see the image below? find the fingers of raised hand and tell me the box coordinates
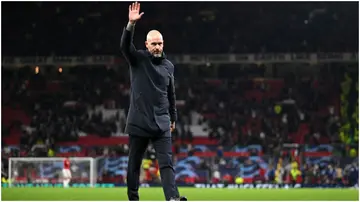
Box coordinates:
[136,2,140,11]
[130,2,140,12]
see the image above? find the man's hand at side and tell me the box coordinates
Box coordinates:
[170,122,176,133]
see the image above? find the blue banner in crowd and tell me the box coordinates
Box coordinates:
[3,183,358,189]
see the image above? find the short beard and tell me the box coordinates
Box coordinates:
[153,53,162,58]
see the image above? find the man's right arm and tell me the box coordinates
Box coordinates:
[120,22,137,65]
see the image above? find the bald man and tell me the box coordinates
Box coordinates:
[120,2,186,201]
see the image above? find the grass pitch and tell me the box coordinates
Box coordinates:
[1,187,359,201]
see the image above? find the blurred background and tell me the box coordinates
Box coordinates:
[1,1,359,189]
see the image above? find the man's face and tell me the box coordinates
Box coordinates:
[146,38,164,58]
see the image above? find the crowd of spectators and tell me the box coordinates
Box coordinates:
[299,161,358,186]
[186,157,359,186]
[2,62,358,186]
[2,63,357,154]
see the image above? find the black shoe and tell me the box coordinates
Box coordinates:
[170,196,187,201]
[179,196,187,201]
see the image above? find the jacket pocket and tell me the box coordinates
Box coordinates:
[154,95,169,115]
[134,92,148,117]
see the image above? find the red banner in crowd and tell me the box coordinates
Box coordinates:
[4,135,332,157]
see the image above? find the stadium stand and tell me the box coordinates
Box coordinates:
[1,2,358,187]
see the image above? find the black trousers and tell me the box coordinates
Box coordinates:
[127,133,179,201]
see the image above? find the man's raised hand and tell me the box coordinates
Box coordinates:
[129,2,144,24]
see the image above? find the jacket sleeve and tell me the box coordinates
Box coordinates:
[120,26,137,65]
[168,72,177,123]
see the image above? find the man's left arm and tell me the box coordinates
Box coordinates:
[168,72,177,130]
